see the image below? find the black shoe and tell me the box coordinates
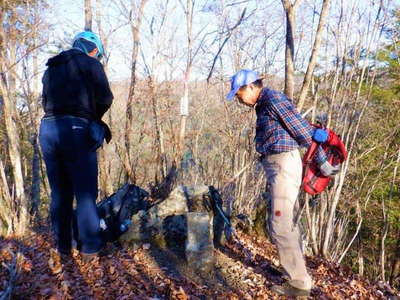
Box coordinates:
[271,282,311,297]
[58,249,71,256]
[56,248,73,263]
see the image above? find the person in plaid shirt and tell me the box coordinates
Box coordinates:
[226,69,339,297]
[254,87,328,165]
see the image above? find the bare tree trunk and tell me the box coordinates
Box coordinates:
[95,0,113,196]
[0,8,28,235]
[319,3,384,258]
[30,134,41,219]
[96,0,107,69]
[337,201,362,263]
[380,194,388,281]
[281,0,302,99]
[84,0,93,31]
[390,234,400,285]
[147,76,165,180]
[284,9,295,99]
[304,194,318,254]
[310,77,318,123]
[297,0,331,111]
[388,148,400,284]
[0,79,28,236]
[379,146,400,282]
[358,237,364,276]
[0,159,13,236]
[178,0,194,161]
[124,0,148,182]
[27,15,41,220]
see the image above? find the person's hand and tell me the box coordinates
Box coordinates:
[313,128,328,143]
[319,161,340,177]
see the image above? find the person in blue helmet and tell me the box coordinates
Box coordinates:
[40,31,113,260]
[226,69,339,297]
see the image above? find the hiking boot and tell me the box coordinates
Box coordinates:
[81,252,99,263]
[80,247,110,263]
[271,282,311,297]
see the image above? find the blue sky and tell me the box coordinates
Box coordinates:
[43,0,395,83]
[45,0,285,81]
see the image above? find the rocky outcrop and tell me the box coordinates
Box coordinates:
[119,184,230,275]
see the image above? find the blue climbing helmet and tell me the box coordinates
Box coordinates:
[72,31,104,59]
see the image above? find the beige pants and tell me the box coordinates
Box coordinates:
[262,149,312,290]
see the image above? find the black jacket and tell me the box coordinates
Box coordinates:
[42,49,113,122]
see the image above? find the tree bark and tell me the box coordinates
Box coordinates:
[30,133,41,219]
[358,237,364,276]
[29,15,41,219]
[178,0,194,161]
[124,0,148,182]
[388,149,400,284]
[284,9,295,99]
[148,76,165,180]
[95,0,113,196]
[0,8,29,235]
[390,234,400,286]
[281,0,302,99]
[0,159,13,236]
[380,195,388,281]
[297,0,331,111]
[84,0,93,31]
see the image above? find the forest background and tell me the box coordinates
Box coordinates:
[0,0,399,290]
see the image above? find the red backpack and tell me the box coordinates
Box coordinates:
[302,125,348,195]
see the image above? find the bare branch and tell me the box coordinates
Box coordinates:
[206,8,247,83]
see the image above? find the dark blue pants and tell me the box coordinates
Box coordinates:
[39,115,103,254]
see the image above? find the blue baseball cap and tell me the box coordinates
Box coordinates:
[226,69,261,101]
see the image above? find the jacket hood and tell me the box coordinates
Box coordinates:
[46,49,86,67]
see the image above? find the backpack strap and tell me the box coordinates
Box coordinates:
[303,141,319,164]
[303,123,324,164]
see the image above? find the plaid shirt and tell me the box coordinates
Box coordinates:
[255,88,327,165]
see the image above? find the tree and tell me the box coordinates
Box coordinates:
[0,0,47,235]
[281,0,303,99]
[122,0,149,183]
[85,0,93,31]
[297,0,331,111]
[178,0,194,161]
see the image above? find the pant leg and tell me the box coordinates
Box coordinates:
[59,118,103,254]
[39,120,74,253]
[67,150,103,253]
[263,149,312,290]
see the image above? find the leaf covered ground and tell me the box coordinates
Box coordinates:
[1,226,399,300]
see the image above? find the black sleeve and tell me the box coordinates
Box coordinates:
[89,60,114,119]
[41,69,49,108]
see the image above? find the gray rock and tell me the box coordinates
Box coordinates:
[146,185,191,225]
[119,184,232,275]
[186,212,215,276]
